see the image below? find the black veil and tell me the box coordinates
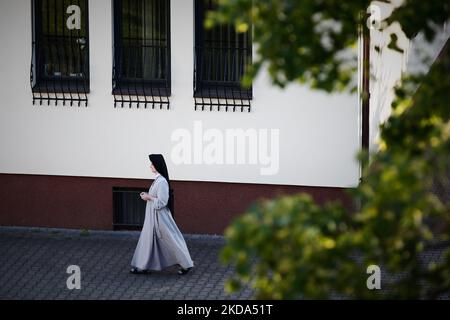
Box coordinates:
[149,154,174,216]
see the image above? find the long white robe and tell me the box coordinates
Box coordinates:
[131,175,194,271]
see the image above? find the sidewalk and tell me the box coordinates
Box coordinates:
[1,226,448,300]
[0,227,253,300]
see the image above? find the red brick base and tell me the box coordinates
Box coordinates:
[0,173,354,234]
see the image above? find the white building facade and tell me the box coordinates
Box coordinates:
[1,0,445,234]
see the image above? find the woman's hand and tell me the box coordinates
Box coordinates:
[140,192,153,201]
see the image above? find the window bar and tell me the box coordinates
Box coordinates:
[113,54,119,108]
[149,0,155,109]
[38,2,45,104]
[41,11,52,105]
[142,0,148,109]
[196,47,201,110]
[238,47,245,112]
[53,3,59,105]
[47,0,55,105]
[148,46,153,109]
[198,46,205,111]
[52,1,60,105]
[74,0,82,106]
[71,0,79,106]
[164,0,170,109]
[119,45,125,108]
[164,45,170,108]
[156,0,162,109]
[142,47,149,109]
[41,43,49,105]
[241,45,246,109]
[113,1,123,108]
[124,45,131,108]
[194,47,199,110]
[112,51,117,107]
[68,5,76,106]
[156,68,162,109]
[65,0,74,105]
[160,0,167,110]
[224,47,229,112]
[125,1,132,108]
[30,54,35,105]
[152,47,162,110]
[218,47,225,111]
[63,0,73,106]
[58,1,65,106]
[207,47,214,111]
[44,0,50,105]
[204,47,210,111]
[233,44,239,112]
[213,47,218,110]
[227,47,233,111]
[150,47,156,109]
[30,0,37,105]
[133,45,140,108]
[230,46,237,112]
[244,47,251,112]
[193,47,197,110]
[133,0,141,108]
[79,0,88,106]
[32,42,44,105]
[57,0,65,106]
[231,47,237,111]
[56,37,64,106]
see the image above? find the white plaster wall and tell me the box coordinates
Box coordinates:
[0,0,361,188]
[369,0,450,152]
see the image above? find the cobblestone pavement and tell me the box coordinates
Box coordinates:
[0,227,253,300]
[0,227,448,300]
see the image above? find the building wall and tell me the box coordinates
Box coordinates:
[0,0,361,188]
[0,173,352,234]
[0,0,361,233]
[369,0,450,152]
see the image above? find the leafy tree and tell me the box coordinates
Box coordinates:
[208,0,450,299]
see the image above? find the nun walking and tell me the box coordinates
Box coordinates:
[130,154,194,275]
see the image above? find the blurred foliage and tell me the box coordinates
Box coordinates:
[208,0,450,299]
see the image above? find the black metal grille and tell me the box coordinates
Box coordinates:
[30,0,90,107]
[112,0,171,109]
[194,0,252,112]
[113,187,148,230]
[113,186,175,230]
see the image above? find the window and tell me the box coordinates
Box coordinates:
[113,186,174,229]
[194,0,252,112]
[31,0,90,106]
[112,0,171,109]
[113,187,148,230]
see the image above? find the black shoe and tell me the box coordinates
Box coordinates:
[130,268,140,274]
[130,268,150,274]
[178,267,192,275]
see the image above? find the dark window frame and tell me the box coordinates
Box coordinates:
[113,187,148,230]
[194,0,252,111]
[112,0,171,109]
[30,0,90,106]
